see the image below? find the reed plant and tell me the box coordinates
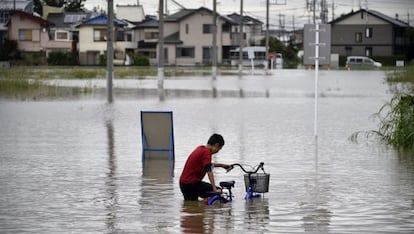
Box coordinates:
[351,66,414,149]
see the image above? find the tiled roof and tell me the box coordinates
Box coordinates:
[331,9,409,28]
[81,14,127,27]
[132,18,158,29]
[9,10,50,26]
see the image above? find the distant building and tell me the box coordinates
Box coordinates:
[330,9,411,58]
[0,0,33,41]
[77,14,133,65]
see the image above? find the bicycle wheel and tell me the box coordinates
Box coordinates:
[207,195,222,206]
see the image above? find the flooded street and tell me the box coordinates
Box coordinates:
[1,70,413,233]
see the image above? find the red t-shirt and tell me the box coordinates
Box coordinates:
[179,145,212,184]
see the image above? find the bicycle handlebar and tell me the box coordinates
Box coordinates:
[226,162,265,174]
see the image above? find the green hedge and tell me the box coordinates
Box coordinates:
[47,51,78,66]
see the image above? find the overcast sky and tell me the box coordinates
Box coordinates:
[84,0,414,28]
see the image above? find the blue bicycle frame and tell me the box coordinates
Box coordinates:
[207,162,266,206]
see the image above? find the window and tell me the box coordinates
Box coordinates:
[355,32,362,43]
[185,24,189,34]
[345,46,352,56]
[203,47,212,60]
[365,27,372,38]
[144,31,158,40]
[203,24,212,34]
[176,47,195,58]
[365,47,372,57]
[0,11,9,24]
[222,24,230,33]
[94,28,107,41]
[55,31,69,41]
[19,29,32,41]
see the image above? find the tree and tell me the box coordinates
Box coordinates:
[44,0,65,7]
[34,0,43,16]
[0,39,19,61]
[41,0,85,12]
[65,0,85,12]
[260,36,300,68]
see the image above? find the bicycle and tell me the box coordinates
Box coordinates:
[206,162,269,206]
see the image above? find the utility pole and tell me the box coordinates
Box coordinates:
[158,0,165,101]
[265,0,269,74]
[212,0,218,97]
[238,0,244,75]
[313,0,316,24]
[106,0,114,103]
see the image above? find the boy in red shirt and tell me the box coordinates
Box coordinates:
[179,133,230,200]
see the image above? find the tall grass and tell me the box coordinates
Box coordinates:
[351,66,414,149]
[0,66,159,79]
[0,79,92,100]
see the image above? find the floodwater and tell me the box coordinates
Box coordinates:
[0,70,413,233]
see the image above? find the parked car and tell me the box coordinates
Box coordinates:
[346,56,382,69]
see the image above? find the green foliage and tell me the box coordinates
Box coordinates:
[0,39,19,61]
[129,53,150,66]
[65,0,85,12]
[260,37,300,68]
[99,54,106,66]
[23,53,46,65]
[47,51,78,65]
[34,0,43,16]
[371,55,406,66]
[376,95,414,149]
[42,0,85,12]
[351,67,414,149]
[44,0,65,7]
[386,66,414,93]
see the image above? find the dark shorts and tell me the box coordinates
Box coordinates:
[179,181,214,200]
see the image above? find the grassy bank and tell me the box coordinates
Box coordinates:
[0,66,155,79]
[0,66,225,80]
[0,78,93,100]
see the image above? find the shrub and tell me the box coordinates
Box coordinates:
[47,51,78,65]
[129,53,150,66]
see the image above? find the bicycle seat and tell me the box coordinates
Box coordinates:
[220,181,235,188]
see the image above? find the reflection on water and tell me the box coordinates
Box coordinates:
[1,70,414,233]
[180,201,209,233]
[104,119,117,232]
[300,138,332,233]
[244,198,270,229]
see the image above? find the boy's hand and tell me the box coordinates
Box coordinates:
[213,188,222,194]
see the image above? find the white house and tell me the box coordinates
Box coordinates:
[78,14,134,65]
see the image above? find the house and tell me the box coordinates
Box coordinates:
[7,10,73,56]
[0,0,33,42]
[161,7,238,66]
[134,7,263,66]
[132,16,159,65]
[77,14,133,65]
[47,12,94,55]
[226,13,263,46]
[330,9,411,58]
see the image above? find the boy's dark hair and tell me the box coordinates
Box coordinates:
[207,133,225,147]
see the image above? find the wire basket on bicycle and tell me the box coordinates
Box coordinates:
[228,162,270,194]
[244,173,269,193]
